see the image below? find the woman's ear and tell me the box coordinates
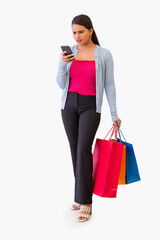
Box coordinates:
[89,28,93,37]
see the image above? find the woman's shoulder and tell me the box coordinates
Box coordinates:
[98,45,112,57]
[70,44,77,51]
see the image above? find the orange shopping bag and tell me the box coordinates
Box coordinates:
[118,145,126,184]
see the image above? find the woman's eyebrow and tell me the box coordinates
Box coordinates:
[73,30,84,32]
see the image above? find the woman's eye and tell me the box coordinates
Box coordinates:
[73,31,84,34]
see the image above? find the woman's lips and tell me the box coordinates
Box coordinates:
[76,39,82,43]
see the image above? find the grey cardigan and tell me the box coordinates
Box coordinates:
[56,44,120,121]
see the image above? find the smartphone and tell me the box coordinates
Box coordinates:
[61,45,75,58]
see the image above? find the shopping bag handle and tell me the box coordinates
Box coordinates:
[117,126,127,142]
[104,125,121,142]
[103,126,114,139]
[110,126,121,142]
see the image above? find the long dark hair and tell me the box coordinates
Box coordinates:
[71,14,100,46]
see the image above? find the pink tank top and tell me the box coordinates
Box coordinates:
[68,60,96,95]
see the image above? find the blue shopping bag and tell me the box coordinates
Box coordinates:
[114,127,141,184]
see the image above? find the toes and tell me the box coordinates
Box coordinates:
[72,205,79,210]
[78,216,88,221]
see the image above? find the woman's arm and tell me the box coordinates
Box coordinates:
[104,50,120,122]
[56,50,68,89]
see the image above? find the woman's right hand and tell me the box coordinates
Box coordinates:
[62,51,76,63]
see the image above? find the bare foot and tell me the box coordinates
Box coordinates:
[71,204,80,210]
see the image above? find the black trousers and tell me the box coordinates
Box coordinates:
[61,91,101,204]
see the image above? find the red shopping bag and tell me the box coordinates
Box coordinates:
[92,126,125,198]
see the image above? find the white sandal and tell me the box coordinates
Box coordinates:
[70,201,81,210]
[77,204,92,222]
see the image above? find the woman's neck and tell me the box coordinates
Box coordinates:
[77,41,96,52]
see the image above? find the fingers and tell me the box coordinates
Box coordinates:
[113,125,119,131]
[113,120,122,128]
[62,51,76,63]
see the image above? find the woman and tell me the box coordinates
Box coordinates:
[56,14,122,222]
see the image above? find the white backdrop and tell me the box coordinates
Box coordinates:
[0,0,160,239]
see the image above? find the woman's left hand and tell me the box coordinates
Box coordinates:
[113,119,122,131]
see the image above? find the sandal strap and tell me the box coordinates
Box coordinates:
[78,213,90,219]
[79,205,91,212]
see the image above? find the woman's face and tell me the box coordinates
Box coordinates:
[72,24,93,45]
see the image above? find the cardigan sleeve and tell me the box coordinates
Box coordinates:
[56,49,68,89]
[104,50,120,122]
